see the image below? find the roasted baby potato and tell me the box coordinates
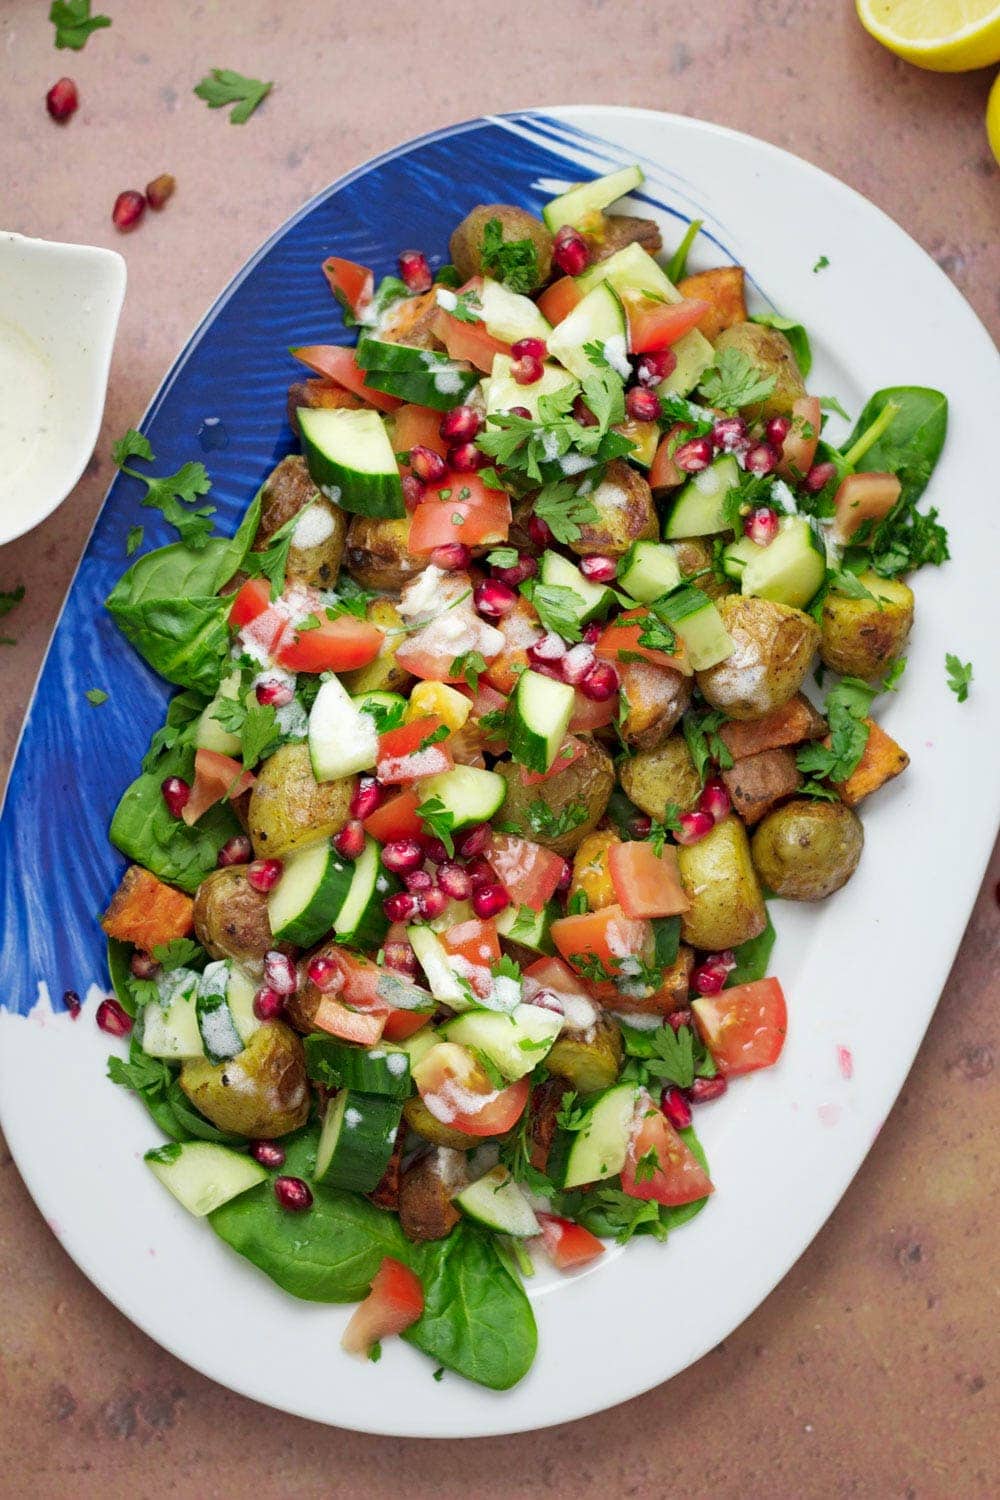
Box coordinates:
[751,798,864,900]
[671,535,735,602]
[585,213,662,264]
[712,322,807,419]
[570,829,620,911]
[722,746,803,825]
[449,204,553,291]
[494,738,615,857]
[677,815,767,950]
[568,460,658,558]
[611,945,694,1016]
[340,597,411,696]
[178,1022,310,1139]
[820,574,914,680]
[193,866,282,975]
[402,1095,478,1151]
[696,596,820,720]
[619,733,702,820]
[248,743,355,859]
[254,454,347,589]
[546,1014,622,1093]
[677,266,747,342]
[398,1148,467,1243]
[345,513,430,592]
[618,658,693,750]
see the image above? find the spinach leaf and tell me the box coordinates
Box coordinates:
[554,1128,711,1243]
[840,386,947,505]
[750,312,812,378]
[107,1036,242,1143]
[106,936,140,1017]
[726,908,776,985]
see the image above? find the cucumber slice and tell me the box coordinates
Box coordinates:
[453,1166,540,1237]
[549,1083,638,1190]
[308,675,379,781]
[196,960,248,1064]
[333,835,397,950]
[417,765,507,830]
[660,330,714,398]
[298,407,404,519]
[303,1034,411,1098]
[361,364,479,412]
[478,278,551,344]
[224,965,260,1045]
[145,1141,266,1217]
[395,1025,438,1069]
[506,668,576,776]
[664,455,741,539]
[407,925,475,1011]
[196,669,242,756]
[547,282,628,383]
[267,838,353,947]
[543,164,644,233]
[539,550,617,624]
[140,968,203,1060]
[618,540,683,603]
[483,354,578,422]
[721,534,758,580]
[495,900,556,955]
[352,689,406,730]
[355,338,460,376]
[313,1089,402,1193]
[439,1003,562,1081]
[654,585,734,670]
[737,516,826,609]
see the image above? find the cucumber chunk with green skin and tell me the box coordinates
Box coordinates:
[543,164,645,233]
[417,765,507,830]
[299,406,404,519]
[196,669,242,756]
[313,1089,402,1193]
[664,455,742,539]
[439,1004,562,1081]
[507,669,576,775]
[654,585,734,670]
[547,282,628,383]
[495,900,556,955]
[361,364,479,412]
[483,355,578,422]
[355,338,462,376]
[140,968,203,1060]
[196,960,248,1064]
[539,550,617,625]
[352,690,406,729]
[406,925,476,1012]
[453,1166,540,1237]
[267,839,353,948]
[735,515,826,609]
[394,1025,438,1069]
[303,1035,412,1099]
[548,1083,638,1190]
[145,1141,267,1217]
[477,278,552,344]
[659,330,714,398]
[308,675,379,782]
[721,534,758,579]
[618,540,683,603]
[333,835,397,950]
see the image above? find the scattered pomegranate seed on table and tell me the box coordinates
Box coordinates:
[145,173,176,210]
[96,997,132,1036]
[62,989,82,1020]
[112,190,147,233]
[45,77,78,123]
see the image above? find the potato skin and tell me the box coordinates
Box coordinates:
[248,743,355,859]
[619,733,702,820]
[254,455,346,588]
[402,1095,477,1151]
[696,595,820,720]
[712,323,806,418]
[568,460,658,558]
[494,738,615,857]
[340,597,411,696]
[546,1015,622,1093]
[751,798,864,900]
[193,866,283,976]
[345,513,429,592]
[618,658,693,750]
[722,746,803,825]
[671,535,735,602]
[570,830,620,911]
[449,204,553,291]
[611,945,694,1017]
[820,574,914,680]
[398,1148,467,1243]
[178,1022,310,1139]
[677,815,767,951]
[585,213,662,264]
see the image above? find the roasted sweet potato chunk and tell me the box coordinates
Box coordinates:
[677,267,747,341]
[586,213,662,264]
[719,693,828,760]
[102,865,194,951]
[723,746,803,825]
[835,720,909,806]
[398,1148,467,1243]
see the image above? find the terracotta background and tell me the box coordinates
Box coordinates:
[1,2,998,1495]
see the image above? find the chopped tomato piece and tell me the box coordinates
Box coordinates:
[376,716,453,783]
[569,690,617,733]
[523,955,594,1004]
[182,749,255,827]
[779,396,821,483]
[276,615,383,674]
[649,428,686,491]
[408,476,511,553]
[382,1010,430,1043]
[441,918,501,998]
[363,786,425,843]
[608,840,690,919]
[550,904,653,982]
[595,607,692,673]
[291,344,402,413]
[395,611,496,684]
[228,576,271,629]
[536,276,583,327]
[480,594,542,695]
[621,1101,714,1207]
[432,287,510,373]
[535,1212,605,1270]
[391,403,449,463]
[341,1256,424,1356]
[692,978,787,1075]
[831,471,902,546]
[624,294,710,354]
[311,997,388,1046]
[101,865,194,950]
[321,256,374,322]
[487,834,565,912]
[412,1042,530,1136]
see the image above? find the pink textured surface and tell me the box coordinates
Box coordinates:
[1,2,998,1493]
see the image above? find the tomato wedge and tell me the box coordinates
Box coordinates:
[692,978,788,1075]
[363,786,426,843]
[486,834,566,912]
[182,748,255,826]
[408,475,512,553]
[595,607,692,673]
[276,615,383,674]
[778,395,821,482]
[381,1010,431,1043]
[341,1257,424,1356]
[480,595,543,695]
[291,344,402,413]
[432,290,510,373]
[519,734,587,785]
[412,1042,529,1136]
[310,997,388,1046]
[831,471,902,546]
[376,716,453,783]
[550,904,653,983]
[537,276,583,327]
[441,918,502,999]
[649,429,686,491]
[621,1101,714,1207]
[608,840,690,919]
[228,576,271,629]
[624,294,710,354]
[391,403,449,463]
[395,610,497,684]
[321,256,374,322]
[569,690,618,733]
[535,1213,605,1269]
[523,955,595,1004]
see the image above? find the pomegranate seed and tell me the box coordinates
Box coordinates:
[582,621,603,646]
[112,190,146,233]
[691,960,727,996]
[528,988,564,1016]
[264,950,297,996]
[699,777,731,824]
[398,250,432,293]
[145,173,176,210]
[511,336,548,361]
[579,555,618,585]
[555,859,572,892]
[686,1076,728,1105]
[350,776,384,822]
[578,661,619,702]
[253,987,285,1021]
[511,354,544,386]
[493,553,537,588]
[745,441,779,477]
[449,440,487,472]
[572,395,599,428]
[456,822,491,858]
[96,997,132,1036]
[402,473,426,513]
[421,837,451,864]
[274,1176,313,1211]
[661,1085,693,1130]
[63,989,82,1020]
[466,856,494,889]
[409,445,447,483]
[627,813,653,839]
[255,677,294,707]
[440,405,482,444]
[471,882,510,919]
[474,579,517,619]
[45,77,79,122]
[438,861,472,900]
[528,515,553,549]
[674,436,714,473]
[333,819,366,861]
[668,1008,694,1033]
[765,415,791,447]
[247,858,283,893]
[744,506,780,546]
[419,886,449,920]
[217,833,252,867]
[675,810,714,845]
[560,642,596,686]
[129,951,160,980]
[430,542,471,571]
[625,386,661,422]
[306,955,339,991]
[405,869,433,894]
[553,225,590,276]
[381,838,424,874]
[804,460,837,494]
[636,348,677,386]
[508,405,532,420]
[527,632,567,670]
[160,775,190,818]
[384,940,418,976]
[384,890,421,923]
[712,415,749,452]
[250,1139,286,1168]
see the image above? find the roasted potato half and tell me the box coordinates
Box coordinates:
[820,574,914,680]
[671,535,735,602]
[494,738,615,857]
[340,596,411,696]
[345,513,430,593]
[619,733,702,820]
[449,204,553,291]
[751,798,864,900]
[677,266,747,342]
[193,866,282,976]
[568,460,658,558]
[178,1022,310,1139]
[546,1015,623,1093]
[247,743,355,859]
[696,595,820,720]
[570,830,620,911]
[402,1095,478,1151]
[618,658,693,750]
[254,455,346,589]
[586,213,662,264]
[677,815,767,951]
[398,1148,467,1243]
[712,322,807,419]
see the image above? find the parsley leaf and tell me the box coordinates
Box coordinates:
[682,708,733,783]
[358,697,405,733]
[239,702,282,769]
[555,1092,589,1131]
[151,938,203,971]
[194,69,273,125]
[417,722,450,752]
[813,255,830,272]
[85,688,108,706]
[416,793,455,855]
[49,0,111,50]
[485,547,519,570]
[448,289,484,324]
[450,650,486,692]
[796,677,876,784]
[244,503,309,598]
[883,656,907,692]
[479,218,538,295]
[633,1146,660,1183]
[580,367,626,432]
[945,654,973,703]
[699,348,776,412]
[113,430,215,549]
[125,524,144,556]
[523,581,584,643]
[534,482,600,546]
[636,607,677,656]
[520,799,587,841]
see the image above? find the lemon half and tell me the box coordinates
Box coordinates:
[857,0,1000,70]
